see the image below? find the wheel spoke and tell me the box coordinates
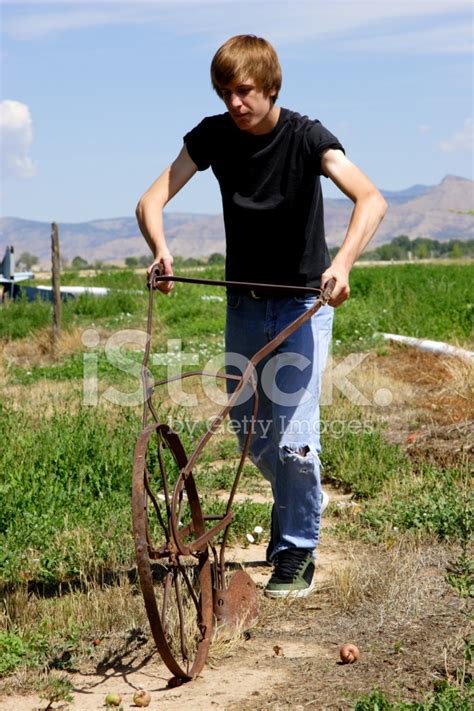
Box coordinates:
[176,559,201,618]
[174,569,189,665]
[156,437,171,510]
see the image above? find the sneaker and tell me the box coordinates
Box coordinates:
[265,548,315,599]
[265,490,329,564]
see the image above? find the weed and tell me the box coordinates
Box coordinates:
[356,463,473,543]
[0,632,27,675]
[321,424,410,499]
[0,630,54,676]
[38,674,74,709]
[352,680,473,709]
[352,689,396,710]
[445,553,474,598]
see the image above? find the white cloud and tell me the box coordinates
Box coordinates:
[2,0,472,55]
[439,118,473,153]
[0,100,36,179]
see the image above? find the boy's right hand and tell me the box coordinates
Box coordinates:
[147,254,174,293]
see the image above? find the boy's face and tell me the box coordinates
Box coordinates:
[219,77,278,135]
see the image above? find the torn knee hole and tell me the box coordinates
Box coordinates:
[282,445,310,457]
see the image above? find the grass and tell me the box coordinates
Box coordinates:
[2,263,473,354]
[1,261,472,690]
[7,349,145,385]
[0,402,270,588]
[321,422,411,499]
[1,397,469,592]
[1,576,148,676]
[327,540,434,617]
[333,459,473,545]
[339,263,474,350]
[0,404,139,585]
[1,372,470,586]
[352,680,473,710]
[0,282,147,341]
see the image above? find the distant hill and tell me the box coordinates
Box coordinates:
[1,175,472,266]
[380,183,433,204]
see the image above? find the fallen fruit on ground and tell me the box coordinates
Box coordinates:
[340,643,359,664]
[133,688,151,707]
[105,693,122,706]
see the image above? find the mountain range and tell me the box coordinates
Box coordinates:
[1,175,472,266]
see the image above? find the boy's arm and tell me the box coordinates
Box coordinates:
[136,145,198,292]
[320,149,388,307]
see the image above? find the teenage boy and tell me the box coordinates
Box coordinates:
[136,35,387,598]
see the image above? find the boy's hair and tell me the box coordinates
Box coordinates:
[211,35,282,103]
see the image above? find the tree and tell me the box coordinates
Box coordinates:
[71,255,89,270]
[17,252,39,270]
[125,257,139,268]
[413,240,430,259]
[208,252,225,265]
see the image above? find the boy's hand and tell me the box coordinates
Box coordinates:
[321,263,350,308]
[147,254,174,293]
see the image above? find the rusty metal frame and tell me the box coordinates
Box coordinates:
[131,268,335,680]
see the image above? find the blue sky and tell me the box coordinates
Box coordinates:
[1,0,473,222]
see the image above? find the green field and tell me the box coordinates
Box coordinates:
[0,262,472,706]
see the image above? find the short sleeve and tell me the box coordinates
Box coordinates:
[304,120,345,177]
[183,118,214,171]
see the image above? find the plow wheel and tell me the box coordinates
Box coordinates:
[132,423,214,680]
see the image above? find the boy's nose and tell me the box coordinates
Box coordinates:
[229,93,242,108]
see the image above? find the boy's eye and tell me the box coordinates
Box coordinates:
[221,86,253,100]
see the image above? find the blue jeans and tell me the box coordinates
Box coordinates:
[225,291,334,559]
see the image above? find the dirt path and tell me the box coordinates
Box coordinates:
[0,652,285,710]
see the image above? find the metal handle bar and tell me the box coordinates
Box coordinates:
[147,264,335,301]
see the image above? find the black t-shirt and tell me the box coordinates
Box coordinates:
[184,108,344,288]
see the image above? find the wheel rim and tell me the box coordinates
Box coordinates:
[132,423,214,679]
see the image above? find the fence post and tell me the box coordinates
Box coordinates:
[51,222,61,350]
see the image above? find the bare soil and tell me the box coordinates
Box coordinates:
[0,347,471,710]
[0,535,468,710]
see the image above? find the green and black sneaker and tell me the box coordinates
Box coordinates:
[265,548,315,599]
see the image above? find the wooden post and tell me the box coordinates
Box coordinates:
[51,222,61,350]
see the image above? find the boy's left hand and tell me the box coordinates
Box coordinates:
[321,264,350,307]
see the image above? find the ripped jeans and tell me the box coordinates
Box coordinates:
[225,291,334,559]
